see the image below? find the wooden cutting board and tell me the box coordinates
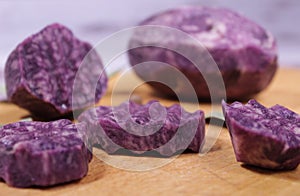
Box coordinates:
[0,68,299,195]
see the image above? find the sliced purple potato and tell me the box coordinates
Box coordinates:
[5,23,108,120]
[128,6,277,100]
[78,101,205,156]
[0,119,92,188]
[222,99,300,170]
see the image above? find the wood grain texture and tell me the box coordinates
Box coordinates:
[0,68,299,195]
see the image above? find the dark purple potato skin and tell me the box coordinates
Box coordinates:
[5,23,108,120]
[222,100,300,170]
[78,101,205,156]
[128,6,277,100]
[0,119,92,188]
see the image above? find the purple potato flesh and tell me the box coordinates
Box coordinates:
[222,99,300,170]
[5,23,108,120]
[128,6,277,100]
[78,101,205,156]
[0,119,92,188]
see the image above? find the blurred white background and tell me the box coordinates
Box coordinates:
[0,0,299,99]
[1,0,300,66]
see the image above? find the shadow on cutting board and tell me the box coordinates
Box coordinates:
[241,164,300,181]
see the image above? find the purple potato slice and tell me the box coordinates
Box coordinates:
[128,6,277,100]
[5,23,108,120]
[222,99,300,170]
[78,101,205,156]
[0,119,92,188]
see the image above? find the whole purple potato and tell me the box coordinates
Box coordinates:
[5,23,108,120]
[128,6,277,100]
